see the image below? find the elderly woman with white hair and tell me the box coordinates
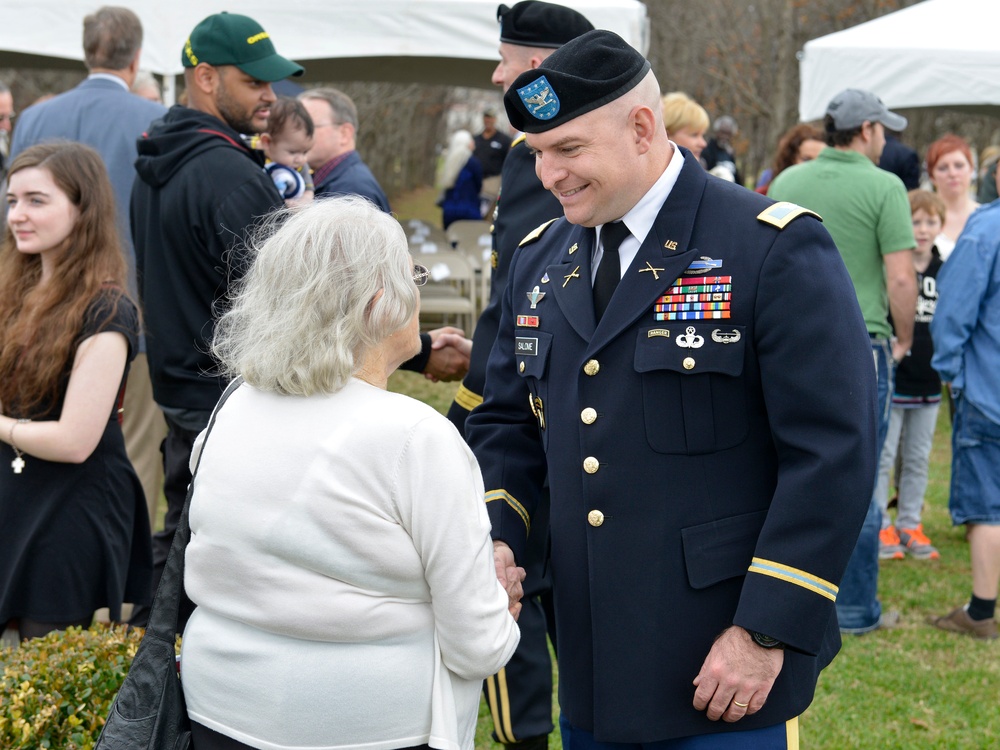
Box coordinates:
[438,129,483,229]
[179,196,522,750]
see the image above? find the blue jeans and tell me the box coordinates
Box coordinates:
[836,338,892,633]
[950,395,1000,524]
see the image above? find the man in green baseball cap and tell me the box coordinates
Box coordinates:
[128,11,302,630]
[182,11,303,82]
[181,12,303,135]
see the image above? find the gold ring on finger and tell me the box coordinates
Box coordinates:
[732,700,749,708]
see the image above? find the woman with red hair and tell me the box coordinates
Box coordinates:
[0,142,150,641]
[926,133,979,260]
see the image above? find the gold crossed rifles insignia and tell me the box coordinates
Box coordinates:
[639,261,665,280]
[563,266,581,287]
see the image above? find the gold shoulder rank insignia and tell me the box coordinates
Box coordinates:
[512,133,527,148]
[757,201,822,229]
[519,218,559,247]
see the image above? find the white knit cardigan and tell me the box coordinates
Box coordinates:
[180,380,520,750]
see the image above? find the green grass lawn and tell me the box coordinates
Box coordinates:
[388,370,997,750]
[393,185,444,229]
[800,406,999,749]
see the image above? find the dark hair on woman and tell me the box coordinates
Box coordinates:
[267,96,314,139]
[0,141,131,415]
[773,123,825,177]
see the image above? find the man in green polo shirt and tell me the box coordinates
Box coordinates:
[768,88,917,635]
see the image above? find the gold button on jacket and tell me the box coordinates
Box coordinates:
[584,359,600,376]
[683,357,696,370]
[583,456,600,473]
[588,509,605,527]
[581,407,597,424]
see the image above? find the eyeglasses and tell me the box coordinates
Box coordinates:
[412,264,430,286]
[312,121,343,129]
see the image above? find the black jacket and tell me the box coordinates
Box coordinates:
[131,106,283,412]
[891,253,943,398]
[878,134,920,191]
[132,108,431,412]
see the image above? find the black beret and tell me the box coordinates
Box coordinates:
[504,29,651,133]
[497,1,594,49]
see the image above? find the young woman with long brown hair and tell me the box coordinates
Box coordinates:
[0,141,151,641]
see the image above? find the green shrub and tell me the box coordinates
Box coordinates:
[0,624,141,750]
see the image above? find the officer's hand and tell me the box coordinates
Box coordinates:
[423,327,471,382]
[493,541,526,621]
[692,626,784,722]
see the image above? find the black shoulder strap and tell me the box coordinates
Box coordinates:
[146,377,245,640]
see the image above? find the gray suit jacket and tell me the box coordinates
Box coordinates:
[11,76,166,306]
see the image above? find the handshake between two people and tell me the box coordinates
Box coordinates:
[423,326,473,383]
[492,540,526,621]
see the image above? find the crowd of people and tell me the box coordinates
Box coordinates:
[1,2,998,750]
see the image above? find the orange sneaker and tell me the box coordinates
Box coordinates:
[898,525,940,560]
[879,526,905,560]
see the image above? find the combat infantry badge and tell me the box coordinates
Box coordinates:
[684,256,724,274]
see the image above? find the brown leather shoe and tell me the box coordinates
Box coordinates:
[929,606,998,640]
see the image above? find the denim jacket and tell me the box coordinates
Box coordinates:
[931,199,1000,426]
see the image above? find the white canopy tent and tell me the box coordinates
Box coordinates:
[0,0,649,100]
[799,0,1000,122]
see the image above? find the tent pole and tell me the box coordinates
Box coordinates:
[163,74,177,107]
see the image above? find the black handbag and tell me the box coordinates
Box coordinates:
[95,378,243,750]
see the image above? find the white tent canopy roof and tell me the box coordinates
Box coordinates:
[0,0,649,88]
[799,0,1000,122]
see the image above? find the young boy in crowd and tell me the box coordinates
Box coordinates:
[877,190,946,560]
[258,96,315,206]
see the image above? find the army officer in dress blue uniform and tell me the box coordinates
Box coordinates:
[466,30,878,749]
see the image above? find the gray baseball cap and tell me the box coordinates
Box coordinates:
[825,88,907,131]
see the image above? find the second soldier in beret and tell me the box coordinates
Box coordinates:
[467,29,878,748]
[447,3,594,749]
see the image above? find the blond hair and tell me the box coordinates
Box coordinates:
[660,91,709,136]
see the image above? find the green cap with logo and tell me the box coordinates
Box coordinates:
[182,12,304,81]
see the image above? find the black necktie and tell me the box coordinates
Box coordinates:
[593,221,630,321]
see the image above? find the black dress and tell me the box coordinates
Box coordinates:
[0,290,152,623]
